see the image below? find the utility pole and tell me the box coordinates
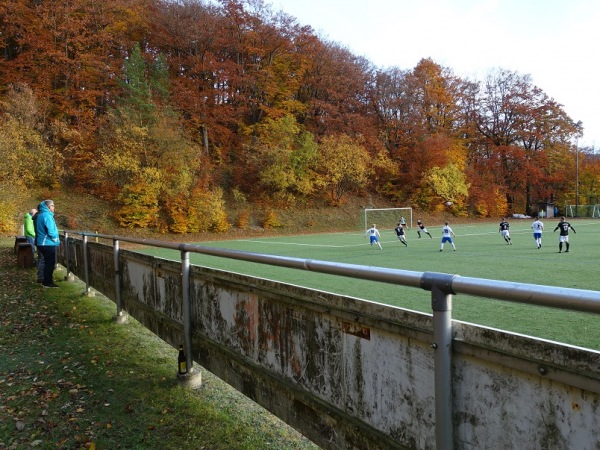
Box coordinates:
[575,139,579,218]
[575,139,579,217]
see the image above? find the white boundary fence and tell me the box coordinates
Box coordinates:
[60,231,600,450]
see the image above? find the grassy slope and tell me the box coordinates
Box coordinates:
[22,190,423,239]
[0,238,318,449]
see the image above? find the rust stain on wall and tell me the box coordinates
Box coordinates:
[342,321,371,340]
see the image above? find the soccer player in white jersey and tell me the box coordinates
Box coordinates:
[531,216,544,249]
[365,224,382,250]
[440,222,456,252]
[498,218,512,245]
[553,216,576,253]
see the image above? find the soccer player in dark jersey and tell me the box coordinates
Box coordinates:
[498,218,512,245]
[553,216,576,253]
[416,220,432,238]
[394,223,408,246]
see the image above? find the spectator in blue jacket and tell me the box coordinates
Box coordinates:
[35,200,60,288]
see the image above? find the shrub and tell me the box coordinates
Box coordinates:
[188,187,231,233]
[235,209,251,229]
[114,173,160,228]
[165,195,189,234]
[261,209,282,228]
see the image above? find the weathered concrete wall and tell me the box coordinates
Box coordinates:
[60,239,600,450]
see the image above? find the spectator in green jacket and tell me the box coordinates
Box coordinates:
[24,208,37,260]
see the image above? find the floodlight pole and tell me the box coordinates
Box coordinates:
[575,139,579,217]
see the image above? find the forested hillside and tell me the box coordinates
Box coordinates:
[1,0,598,233]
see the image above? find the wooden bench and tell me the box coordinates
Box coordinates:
[14,236,28,254]
[16,243,35,269]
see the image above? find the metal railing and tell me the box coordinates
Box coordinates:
[61,231,600,450]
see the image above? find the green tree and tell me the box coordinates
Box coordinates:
[243,115,317,203]
[119,43,163,127]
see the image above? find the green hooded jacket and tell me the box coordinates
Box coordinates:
[24,212,35,238]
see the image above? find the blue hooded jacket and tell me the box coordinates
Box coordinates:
[35,201,60,247]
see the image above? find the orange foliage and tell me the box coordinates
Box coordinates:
[0,0,583,222]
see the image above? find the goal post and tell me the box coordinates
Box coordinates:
[364,207,413,232]
[566,204,600,218]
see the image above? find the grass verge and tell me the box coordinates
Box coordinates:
[0,238,318,450]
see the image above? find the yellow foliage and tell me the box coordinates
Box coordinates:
[165,195,189,234]
[261,209,282,228]
[114,171,161,228]
[316,134,370,204]
[187,187,231,233]
[424,163,469,205]
[0,116,59,189]
[0,199,19,234]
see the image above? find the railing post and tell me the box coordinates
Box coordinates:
[422,273,455,450]
[113,238,127,323]
[179,248,201,387]
[64,231,70,274]
[82,234,93,296]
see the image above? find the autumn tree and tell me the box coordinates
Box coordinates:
[471,69,581,213]
[369,59,473,202]
[147,0,226,155]
[0,84,61,231]
[424,164,470,213]
[1,0,590,225]
[0,0,153,190]
[239,114,317,203]
[578,151,600,206]
[114,168,161,228]
[316,134,370,205]
[558,146,600,209]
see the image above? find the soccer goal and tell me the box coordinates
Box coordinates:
[566,204,600,218]
[364,207,413,232]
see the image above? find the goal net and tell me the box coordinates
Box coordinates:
[566,204,600,218]
[364,208,413,232]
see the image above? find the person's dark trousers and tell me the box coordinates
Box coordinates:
[38,246,56,286]
[36,250,45,281]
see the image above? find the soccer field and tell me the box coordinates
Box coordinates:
[147,218,600,350]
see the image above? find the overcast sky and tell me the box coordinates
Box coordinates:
[273,0,599,149]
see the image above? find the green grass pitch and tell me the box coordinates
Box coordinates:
[147,219,600,350]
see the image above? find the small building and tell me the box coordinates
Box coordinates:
[537,202,556,218]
